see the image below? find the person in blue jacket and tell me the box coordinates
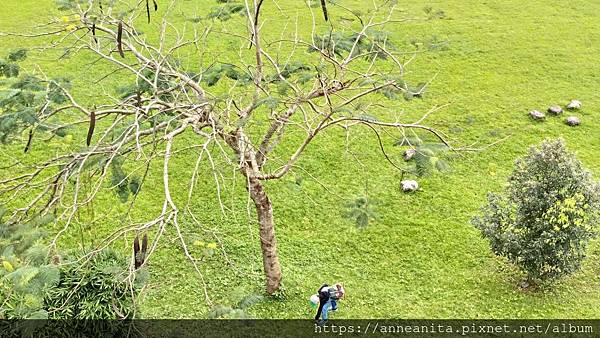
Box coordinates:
[314,283,345,324]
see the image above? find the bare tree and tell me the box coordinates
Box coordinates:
[0,0,455,296]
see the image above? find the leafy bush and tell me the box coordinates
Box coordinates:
[0,212,60,319]
[0,209,144,319]
[472,139,600,285]
[45,249,146,319]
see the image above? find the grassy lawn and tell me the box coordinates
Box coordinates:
[1,0,600,319]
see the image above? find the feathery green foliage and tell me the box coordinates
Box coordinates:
[109,155,141,203]
[396,136,451,177]
[45,249,146,319]
[0,213,58,319]
[0,211,143,319]
[343,195,378,228]
[0,49,70,145]
[201,63,252,87]
[207,292,264,319]
[207,3,245,21]
[309,29,394,61]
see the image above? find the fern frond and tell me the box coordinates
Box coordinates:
[207,305,233,318]
[237,294,263,310]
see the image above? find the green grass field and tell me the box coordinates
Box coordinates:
[2,0,600,319]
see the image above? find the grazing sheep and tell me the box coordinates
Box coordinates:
[567,100,582,110]
[403,149,416,161]
[547,106,563,115]
[529,110,545,120]
[401,180,419,192]
[565,116,581,126]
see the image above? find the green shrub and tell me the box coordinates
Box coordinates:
[0,211,144,319]
[0,213,60,319]
[45,249,146,319]
[472,138,600,285]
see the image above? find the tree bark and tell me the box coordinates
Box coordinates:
[248,177,282,294]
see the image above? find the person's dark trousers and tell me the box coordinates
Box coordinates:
[314,290,330,321]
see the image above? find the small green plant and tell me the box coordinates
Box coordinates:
[201,63,253,87]
[472,139,600,286]
[109,155,142,203]
[423,6,446,20]
[207,293,264,319]
[309,30,395,61]
[343,195,378,228]
[207,2,245,21]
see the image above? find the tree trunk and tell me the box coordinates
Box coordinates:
[248,177,282,294]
